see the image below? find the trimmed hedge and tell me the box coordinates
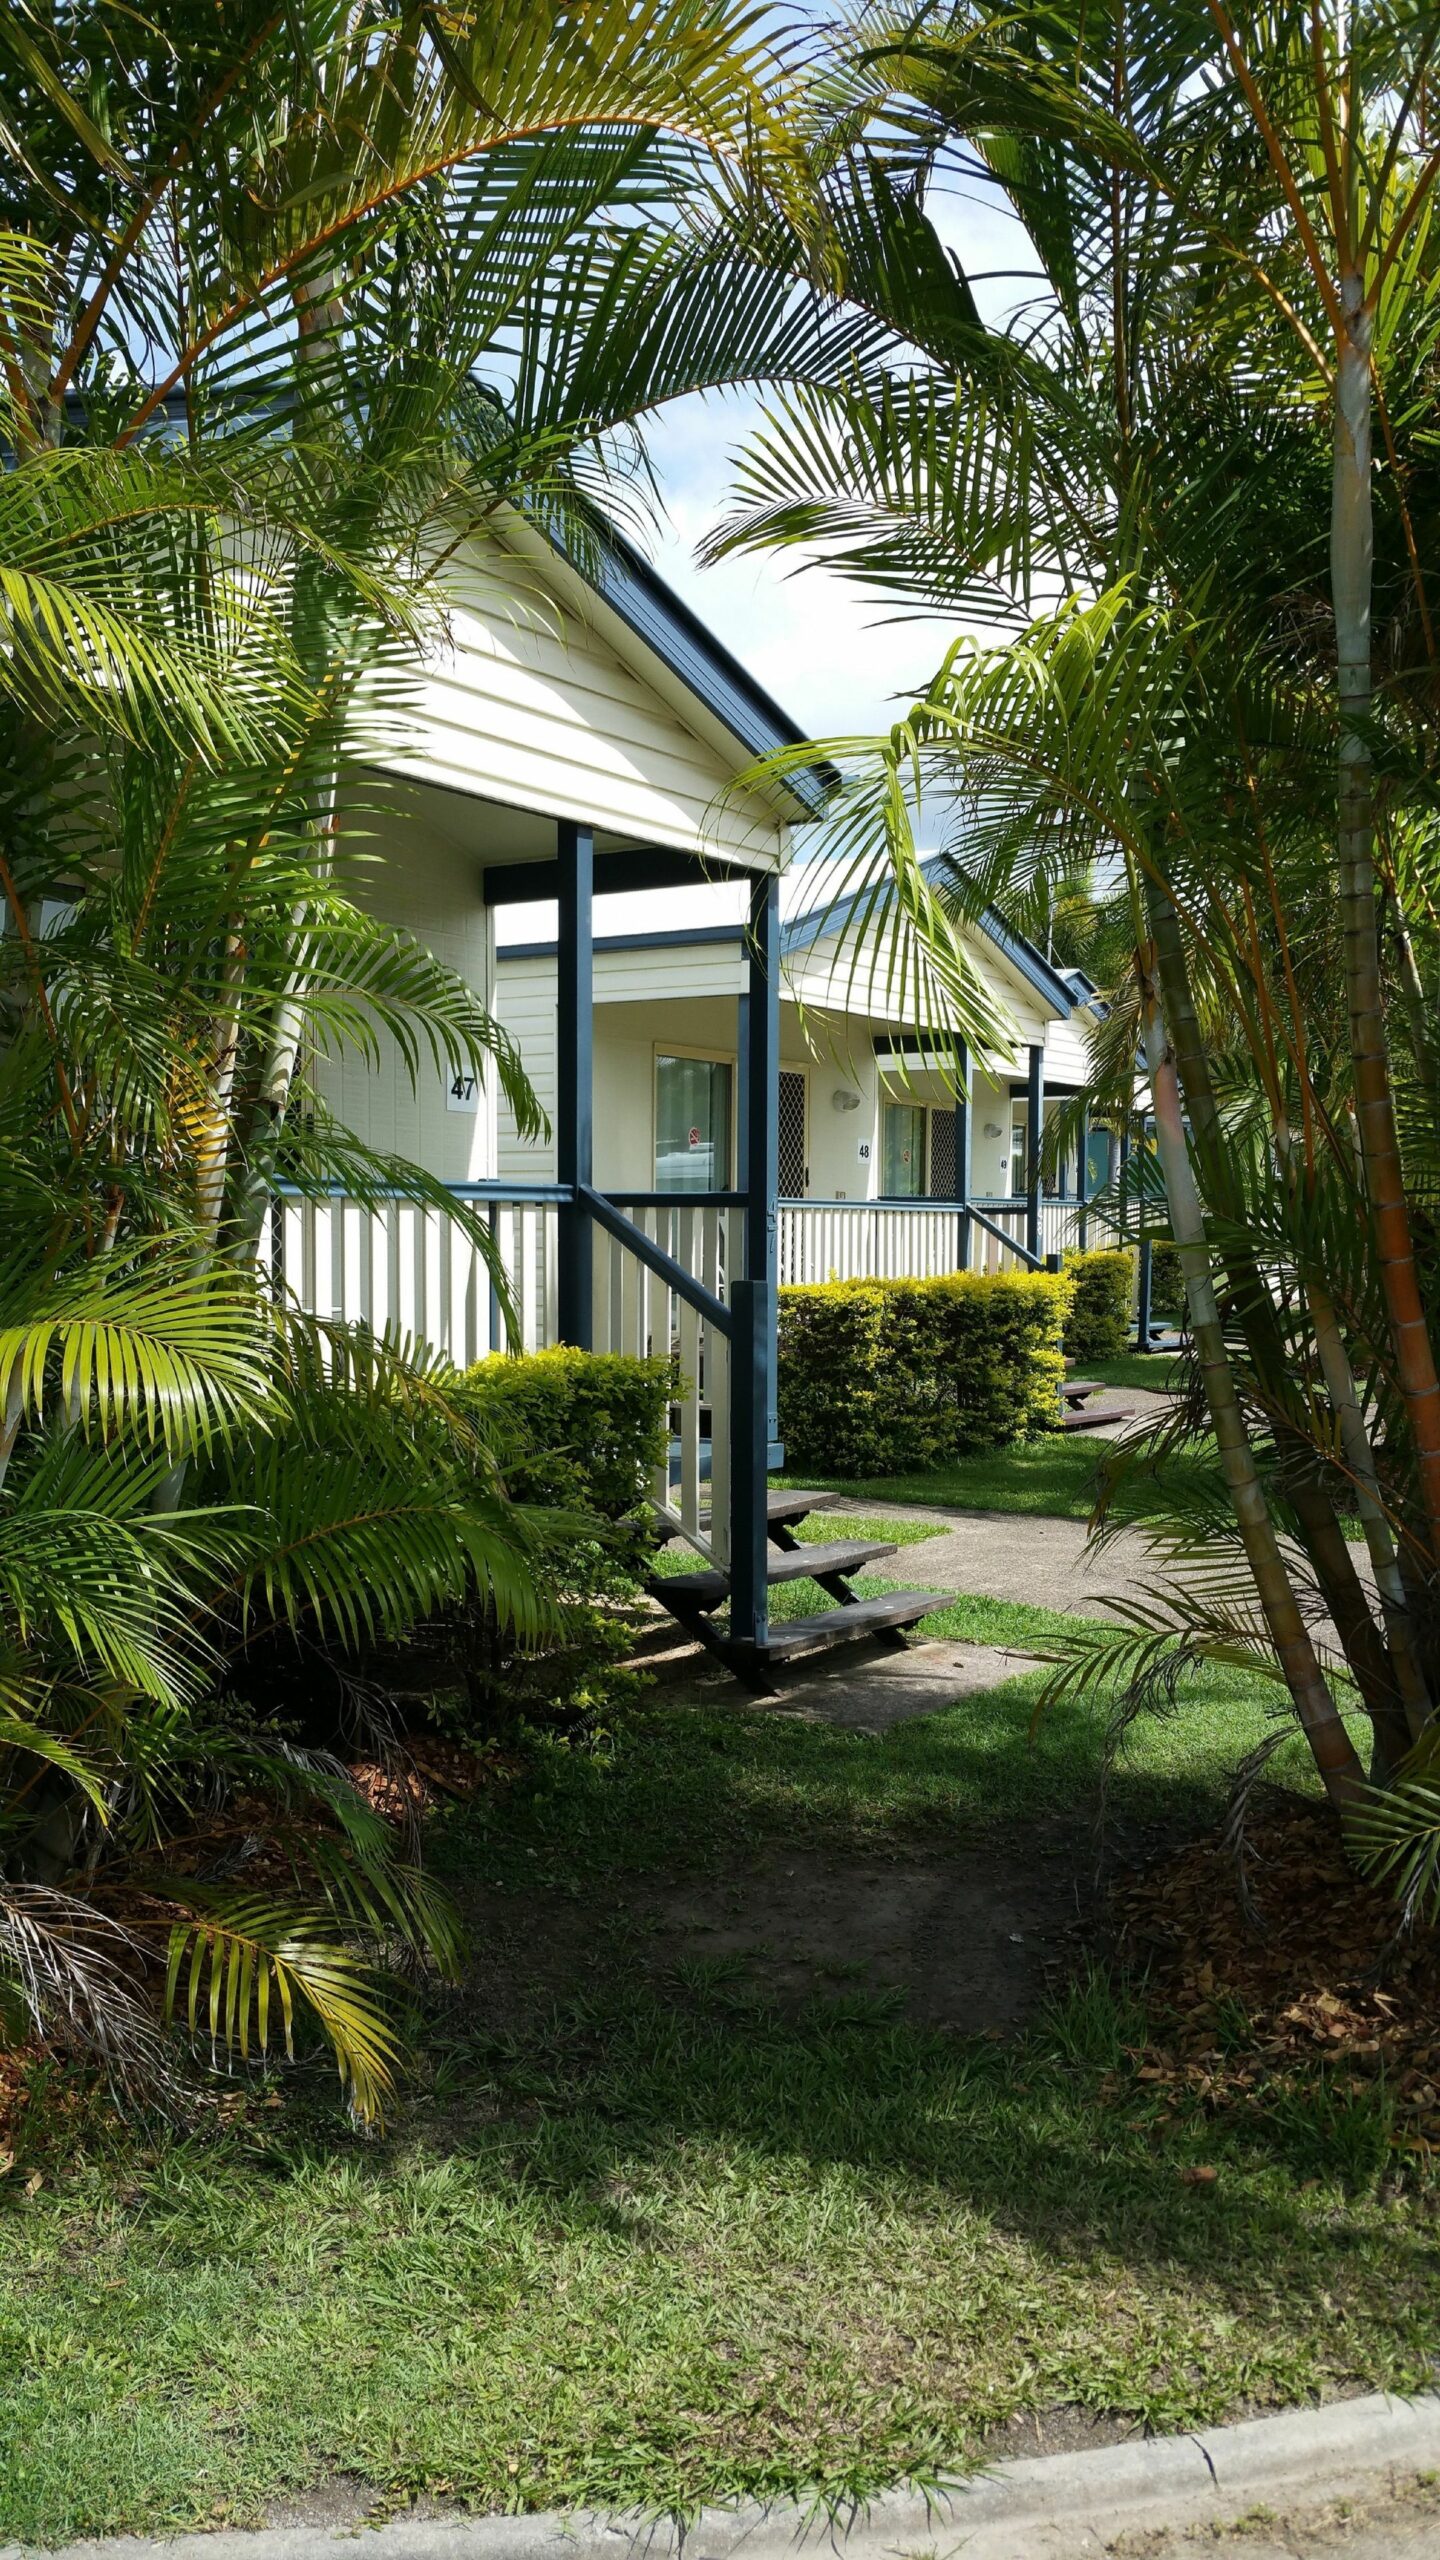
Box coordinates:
[1063,1249,1133,1364]
[457,1347,671,1520]
[448,1349,673,1736]
[1148,1239,1186,1323]
[777,1269,1071,1479]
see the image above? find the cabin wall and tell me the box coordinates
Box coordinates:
[310,811,497,1185]
[493,942,1089,1206]
[380,530,787,869]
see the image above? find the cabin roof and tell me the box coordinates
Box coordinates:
[498,897,1086,1024]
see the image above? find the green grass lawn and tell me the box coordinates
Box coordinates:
[774,1432,1210,1522]
[1085,1353,1185,1394]
[4,1659,1402,2549]
[761,1577,1121,1651]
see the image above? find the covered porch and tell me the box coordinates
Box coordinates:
[274,798,956,1684]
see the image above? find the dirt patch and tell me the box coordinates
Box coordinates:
[450,1822,1095,2043]
[647,1839,1090,2032]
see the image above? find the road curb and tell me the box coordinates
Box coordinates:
[12,2391,1440,2560]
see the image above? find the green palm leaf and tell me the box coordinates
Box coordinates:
[162,1885,402,2122]
[0,1266,274,1454]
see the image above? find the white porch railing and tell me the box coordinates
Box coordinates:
[777,1194,1090,1285]
[270,1187,562,1363]
[592,1196,743,1569]
[270,1185,741,1569]
[272,1184,1094,1571]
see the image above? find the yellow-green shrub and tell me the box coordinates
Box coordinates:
[456,1347,671,1520]
[1063,1248,1133,1364]
[777,1269,1071,1477]
[449,1351,673,1735]
[1148,1239,1186,1323]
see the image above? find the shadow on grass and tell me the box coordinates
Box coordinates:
[4,1678,1427,2543]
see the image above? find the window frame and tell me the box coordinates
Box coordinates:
[652,1042,737,1193]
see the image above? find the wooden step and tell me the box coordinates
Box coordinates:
[650,1567,727,1613]
[1059,1404,1135,1432]
[763,1589,951,1662]
[1061,1378,1104,1403]
[765,1488,841,1526]
[698,1488,842,1536]
[766,1538,897,1583]
[650,1538,898,1617]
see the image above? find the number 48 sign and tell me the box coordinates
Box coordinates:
[446,1067,479,1114]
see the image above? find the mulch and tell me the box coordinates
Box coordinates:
[1115,1794,1440,2151]
[347,1732,520,1821]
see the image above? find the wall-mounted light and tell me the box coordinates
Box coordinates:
[983,1120,1003,1139]
[832,1088,862,1113]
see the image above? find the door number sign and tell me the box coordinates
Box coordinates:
[446,1068,479,1114]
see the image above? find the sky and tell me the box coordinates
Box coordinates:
[639,177,1040,740]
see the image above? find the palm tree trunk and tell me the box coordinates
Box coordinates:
[1333,269,1440,1558]
[1305,1263,1430,1746]
[1145,891,1414,1769]
[1137,952,1366,1809]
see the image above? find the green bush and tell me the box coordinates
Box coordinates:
[1063,1249,1133,1364]
[446,1349,673,1734]
[1147,1239,1186,1323]
[457,1347,672,1523]
[778,1269,1071,1478]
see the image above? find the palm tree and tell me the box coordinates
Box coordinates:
[717,1,1440,1869]
[0,1,881,2110]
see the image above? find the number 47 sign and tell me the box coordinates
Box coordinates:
[446,1067,479,1114]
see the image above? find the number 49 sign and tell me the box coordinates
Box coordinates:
[446,1067,479,1114]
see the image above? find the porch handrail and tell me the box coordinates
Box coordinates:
[602,1189,748,1210]
[273,1178,575,1204]
[968,1205,1043,1269]
[778,1191,1082,1212]
[581,1184,732,1333]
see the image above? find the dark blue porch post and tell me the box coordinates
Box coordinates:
[1078,1103,1090,1249]
[1025,1041,1045,1263]
[956,1040,972,1271]
[556,820,593,1346]
[730,868,779,1655]
[1137,1237,1154,1347]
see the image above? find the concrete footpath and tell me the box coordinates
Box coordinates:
[13,2392,1440,2560]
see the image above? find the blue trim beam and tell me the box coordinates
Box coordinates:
[1026,1043,1044,1263]
[956,1040,972,1269]
[731,870,780,1655]
[556,821,594,1346]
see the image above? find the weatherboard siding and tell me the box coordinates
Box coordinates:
[381,535,787,867]
[311,821,498,1186]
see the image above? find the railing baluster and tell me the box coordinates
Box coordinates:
[707,1322,730,1570]
[520,1206,538,1351]
[608,1227,624,1351]
[677,1286,701,1548]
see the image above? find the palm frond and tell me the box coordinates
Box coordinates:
[161,1884,401,2122]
